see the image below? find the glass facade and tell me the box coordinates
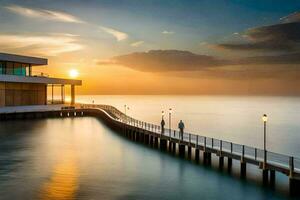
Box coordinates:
[0,61,29,76]
[0,61,4,74]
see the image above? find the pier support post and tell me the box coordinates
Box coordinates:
[262,169,269,186]
[135,131,139,141]
[203,152,211,165]
[130,130,134,140]
[168,141,172,152]
[71,84,75,105]
[160,139,167,150]
[208,153,211,165]
[139,132,143,142]
[240,162,247,178]
[154,137,159,148]
[150,135,154,146]
[172,142,176,153]
[188,146,192,159]
[145,134,149,145]
[219,156,224,169]
[179,144,185,157]
[290,178,300,196]
[195,149,200,162]
[143,133,146,143]
[228,158,232,172]
[270,170,275,188]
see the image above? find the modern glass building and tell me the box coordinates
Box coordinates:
[0,53,82,107]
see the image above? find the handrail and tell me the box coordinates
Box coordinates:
[80,103,300,173]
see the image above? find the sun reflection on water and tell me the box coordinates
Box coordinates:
[39,150,78,200]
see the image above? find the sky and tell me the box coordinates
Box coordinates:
[0,0,300,95]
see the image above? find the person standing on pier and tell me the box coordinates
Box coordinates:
[161,118,165,135]
[178,120,185,140]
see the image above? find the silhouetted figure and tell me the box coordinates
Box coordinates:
[178,120,185,140]
[161,118,165,134]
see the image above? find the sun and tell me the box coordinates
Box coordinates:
[69,69,79,78]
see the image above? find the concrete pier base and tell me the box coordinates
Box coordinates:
[195,149,200,162]
[241,162,246,178]
[160,139,167,150]
[179,144,185,157]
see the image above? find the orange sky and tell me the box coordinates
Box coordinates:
[2,2,300,95]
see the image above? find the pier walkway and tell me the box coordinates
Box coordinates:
[80,104,300,195]
[1,103,300,195]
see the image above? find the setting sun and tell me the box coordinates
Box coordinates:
[69,69,79,78]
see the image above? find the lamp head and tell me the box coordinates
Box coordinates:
[262,114,268,122]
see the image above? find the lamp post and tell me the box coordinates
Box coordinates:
[162,111,165,120]
[169,108,172,135]
[262,114,268,164]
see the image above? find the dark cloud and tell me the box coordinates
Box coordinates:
[105,50,228,72]
[98,49,300,82]
[216,12,300,52]
[236,53,300,65]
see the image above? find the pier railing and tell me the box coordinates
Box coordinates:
[80,103,300,174]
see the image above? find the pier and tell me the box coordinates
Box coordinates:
[1,103,300,196]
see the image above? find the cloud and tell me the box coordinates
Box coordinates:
[216,11,300,52]
[130,41,144,47]
[236,52,300,65]
[5,4,129,42]
[0,34,83,56]
[162,30,175,34]
[98,49,300,78]
[99,50,228,72]
[5,4,84,23]
[99,26,128,41]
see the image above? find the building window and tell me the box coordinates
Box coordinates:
[13,62,26,76]
[0,61,4,74]
[6,62,13,75]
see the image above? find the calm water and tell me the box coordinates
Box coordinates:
[77,95,300,156]
[0,95,299,199]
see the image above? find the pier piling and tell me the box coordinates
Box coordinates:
[241,162,247,178]
[160,138,167,150]
[262,169,269,185]
[154,137,159,148]
[179,144,185,157]
[188,146,192,159]
[219,156,224,169]
[270,170,276,188]
[195,149,200,162]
